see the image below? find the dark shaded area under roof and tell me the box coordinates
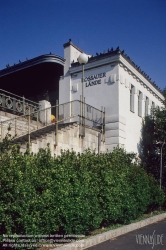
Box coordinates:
[0,55,64,106]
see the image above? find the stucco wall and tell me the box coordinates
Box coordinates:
[119,64,163,154]
[29,123,105,156]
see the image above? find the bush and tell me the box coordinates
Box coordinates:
[0,141,165,243]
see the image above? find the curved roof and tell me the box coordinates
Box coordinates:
[0,54,65,77]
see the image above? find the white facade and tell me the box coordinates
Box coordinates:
[59,41,164,155]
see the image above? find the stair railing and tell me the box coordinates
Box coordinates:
[0,100,105,147]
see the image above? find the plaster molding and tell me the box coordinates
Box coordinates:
[149,99,152,106]
[116,74,120,81]
[119,55,164,101]
[120,75,125,84]
[71,83,78,92]
[143,94,146,101]
[69,55,119,74]
[129,82,131,90]
[69,54,164,102]
[125,79,129,88]
[105,115,126,125]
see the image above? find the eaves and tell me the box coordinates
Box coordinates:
[0,54,65,77]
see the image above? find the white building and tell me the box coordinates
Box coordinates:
[0,39,164,155]
[59,40,164,154]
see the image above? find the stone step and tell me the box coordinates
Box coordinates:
[3,121,80,154]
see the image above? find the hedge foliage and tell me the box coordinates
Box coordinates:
[0,139,165,239]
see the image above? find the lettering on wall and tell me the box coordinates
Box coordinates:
[84,72,106,87]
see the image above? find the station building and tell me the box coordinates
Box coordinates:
[59,40,164,154]
[0,40,164,155]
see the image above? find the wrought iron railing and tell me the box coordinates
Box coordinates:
[0,89,39,115]
[0,100,105,146]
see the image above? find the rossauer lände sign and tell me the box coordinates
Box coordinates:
[84,72,106,87]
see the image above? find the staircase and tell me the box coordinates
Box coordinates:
[9,121,104,156]
[0,100,105,155]
[11,121,79,155]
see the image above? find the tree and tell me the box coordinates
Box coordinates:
[162,87,166,107]
[140,104,166,193]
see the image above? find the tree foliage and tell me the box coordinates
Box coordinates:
[140,105,166,192]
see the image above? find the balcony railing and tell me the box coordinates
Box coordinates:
[0,89,39,116]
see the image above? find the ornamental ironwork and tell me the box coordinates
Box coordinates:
[16,101,23,112]
[0,89,39,115]
[6,97,13,109]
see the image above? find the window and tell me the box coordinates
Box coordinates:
[145,97,149,116]
[151,101,155,117]
[138,91,142,117]
[130,85,135,112]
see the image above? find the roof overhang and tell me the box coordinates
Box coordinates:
[0,54,65,77]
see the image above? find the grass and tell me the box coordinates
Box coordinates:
[37,209,166,249]
[84,209,166,238]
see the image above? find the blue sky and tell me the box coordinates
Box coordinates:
[0,0,166,90]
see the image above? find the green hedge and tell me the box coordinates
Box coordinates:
[0,140,165,239]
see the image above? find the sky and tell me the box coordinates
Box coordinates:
[0,0,166,90]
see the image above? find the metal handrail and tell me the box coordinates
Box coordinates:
[0,100,103,123]
[0,99,105,146]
